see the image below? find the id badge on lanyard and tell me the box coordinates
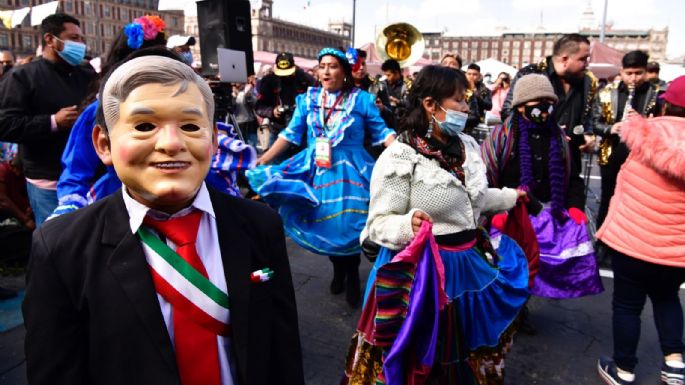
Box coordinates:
[315,92,343,169]
[315,136,332,168]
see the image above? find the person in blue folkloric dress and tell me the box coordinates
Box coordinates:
[247,48,396,307]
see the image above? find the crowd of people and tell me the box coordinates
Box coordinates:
[0,11,683,385]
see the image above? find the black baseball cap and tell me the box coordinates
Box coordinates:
[274,52,296,76]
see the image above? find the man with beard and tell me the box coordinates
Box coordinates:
[502,34,597,186]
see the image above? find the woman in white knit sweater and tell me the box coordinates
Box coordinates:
[357,66,529,384]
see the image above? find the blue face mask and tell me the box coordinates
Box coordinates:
[434,106,468,136]
[180,51,194,66]
[54,37,86,66]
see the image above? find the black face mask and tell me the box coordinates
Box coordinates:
[2,64,12,74]
[523,102,554,124]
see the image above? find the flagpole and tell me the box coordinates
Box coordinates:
[600,0,608,43]
[351,0,356,47]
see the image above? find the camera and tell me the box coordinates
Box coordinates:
[276,105,296,126]
[277,105,293,115]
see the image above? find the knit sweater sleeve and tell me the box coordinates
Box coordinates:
[361,143,418,250]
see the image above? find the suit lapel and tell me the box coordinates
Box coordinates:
[103,191,179,376]
[210,189,252,382]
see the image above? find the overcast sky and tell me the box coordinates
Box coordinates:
[267,0,684,60]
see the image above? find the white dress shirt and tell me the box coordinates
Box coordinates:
[122,183,236,385]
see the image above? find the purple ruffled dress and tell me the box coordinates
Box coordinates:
[492,205,603,299]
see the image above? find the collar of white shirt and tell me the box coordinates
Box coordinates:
[121,183,216,234]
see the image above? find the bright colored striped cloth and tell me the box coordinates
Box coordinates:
[480,115,571,189]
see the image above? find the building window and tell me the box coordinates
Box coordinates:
[513,41,520,48]
[534,41,542,48]
[172,17,178,27]
[0,33,8,48]
[64,0,74,13]
[103,6,111,18]
[482,41,489,49]
[85,2,93,16]
[20,0,29,5]
[22,35,32,49]
[524,41,531,48]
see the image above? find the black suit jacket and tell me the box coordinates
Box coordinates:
[23,188,304,385]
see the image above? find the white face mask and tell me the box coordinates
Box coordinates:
[434,106,468,136]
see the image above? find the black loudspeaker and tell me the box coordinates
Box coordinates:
[196,0,254,77]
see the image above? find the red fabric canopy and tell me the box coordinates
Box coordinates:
[589,41,625,79]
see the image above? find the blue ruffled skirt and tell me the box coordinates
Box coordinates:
[247,144,375,256]
[364,234,529,350]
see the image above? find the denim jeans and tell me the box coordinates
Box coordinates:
[611,248,685,372]
[25,182,58,228]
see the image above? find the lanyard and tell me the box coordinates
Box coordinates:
[319,91,345,136]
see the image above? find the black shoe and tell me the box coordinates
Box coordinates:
[0,286,17,300]
[597,356,634,385]
[661,361,685,385]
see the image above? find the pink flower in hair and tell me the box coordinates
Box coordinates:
[135,15,165,40]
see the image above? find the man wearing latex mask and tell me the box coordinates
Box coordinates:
[0,13,95,226]
[23,55,304,385]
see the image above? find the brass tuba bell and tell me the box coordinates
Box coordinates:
[375,22,425,68]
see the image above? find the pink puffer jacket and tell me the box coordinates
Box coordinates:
[596,115,685,267]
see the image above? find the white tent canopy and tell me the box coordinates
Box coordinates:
[659,63,685,83]
[462,58,517,78]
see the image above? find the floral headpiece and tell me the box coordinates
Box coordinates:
[345,47,362,72]
[123,15,166,49]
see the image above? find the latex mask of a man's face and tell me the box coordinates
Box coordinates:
[98,82,217,213]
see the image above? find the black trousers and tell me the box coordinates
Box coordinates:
[611,248,685,371]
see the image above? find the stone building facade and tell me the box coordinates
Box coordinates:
[251,0,351,59]
[424,27,668,69]
[0,0,184,57]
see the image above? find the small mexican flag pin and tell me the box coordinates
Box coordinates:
[250,268,274,283]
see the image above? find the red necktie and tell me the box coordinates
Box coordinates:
[144,211,222,385]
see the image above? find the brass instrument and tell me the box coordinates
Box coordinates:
[375,22,425,68]
[598,84,634,166]
[465,88,474,103]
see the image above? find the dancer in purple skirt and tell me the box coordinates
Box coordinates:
[481,74,603,299]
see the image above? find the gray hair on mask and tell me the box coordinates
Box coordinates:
[100,55,214,131]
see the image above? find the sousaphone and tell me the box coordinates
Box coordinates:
[375,22,425,68]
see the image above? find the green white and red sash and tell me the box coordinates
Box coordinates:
[137,227,231,336]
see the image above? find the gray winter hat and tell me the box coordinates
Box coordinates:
[512,73,559,106]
